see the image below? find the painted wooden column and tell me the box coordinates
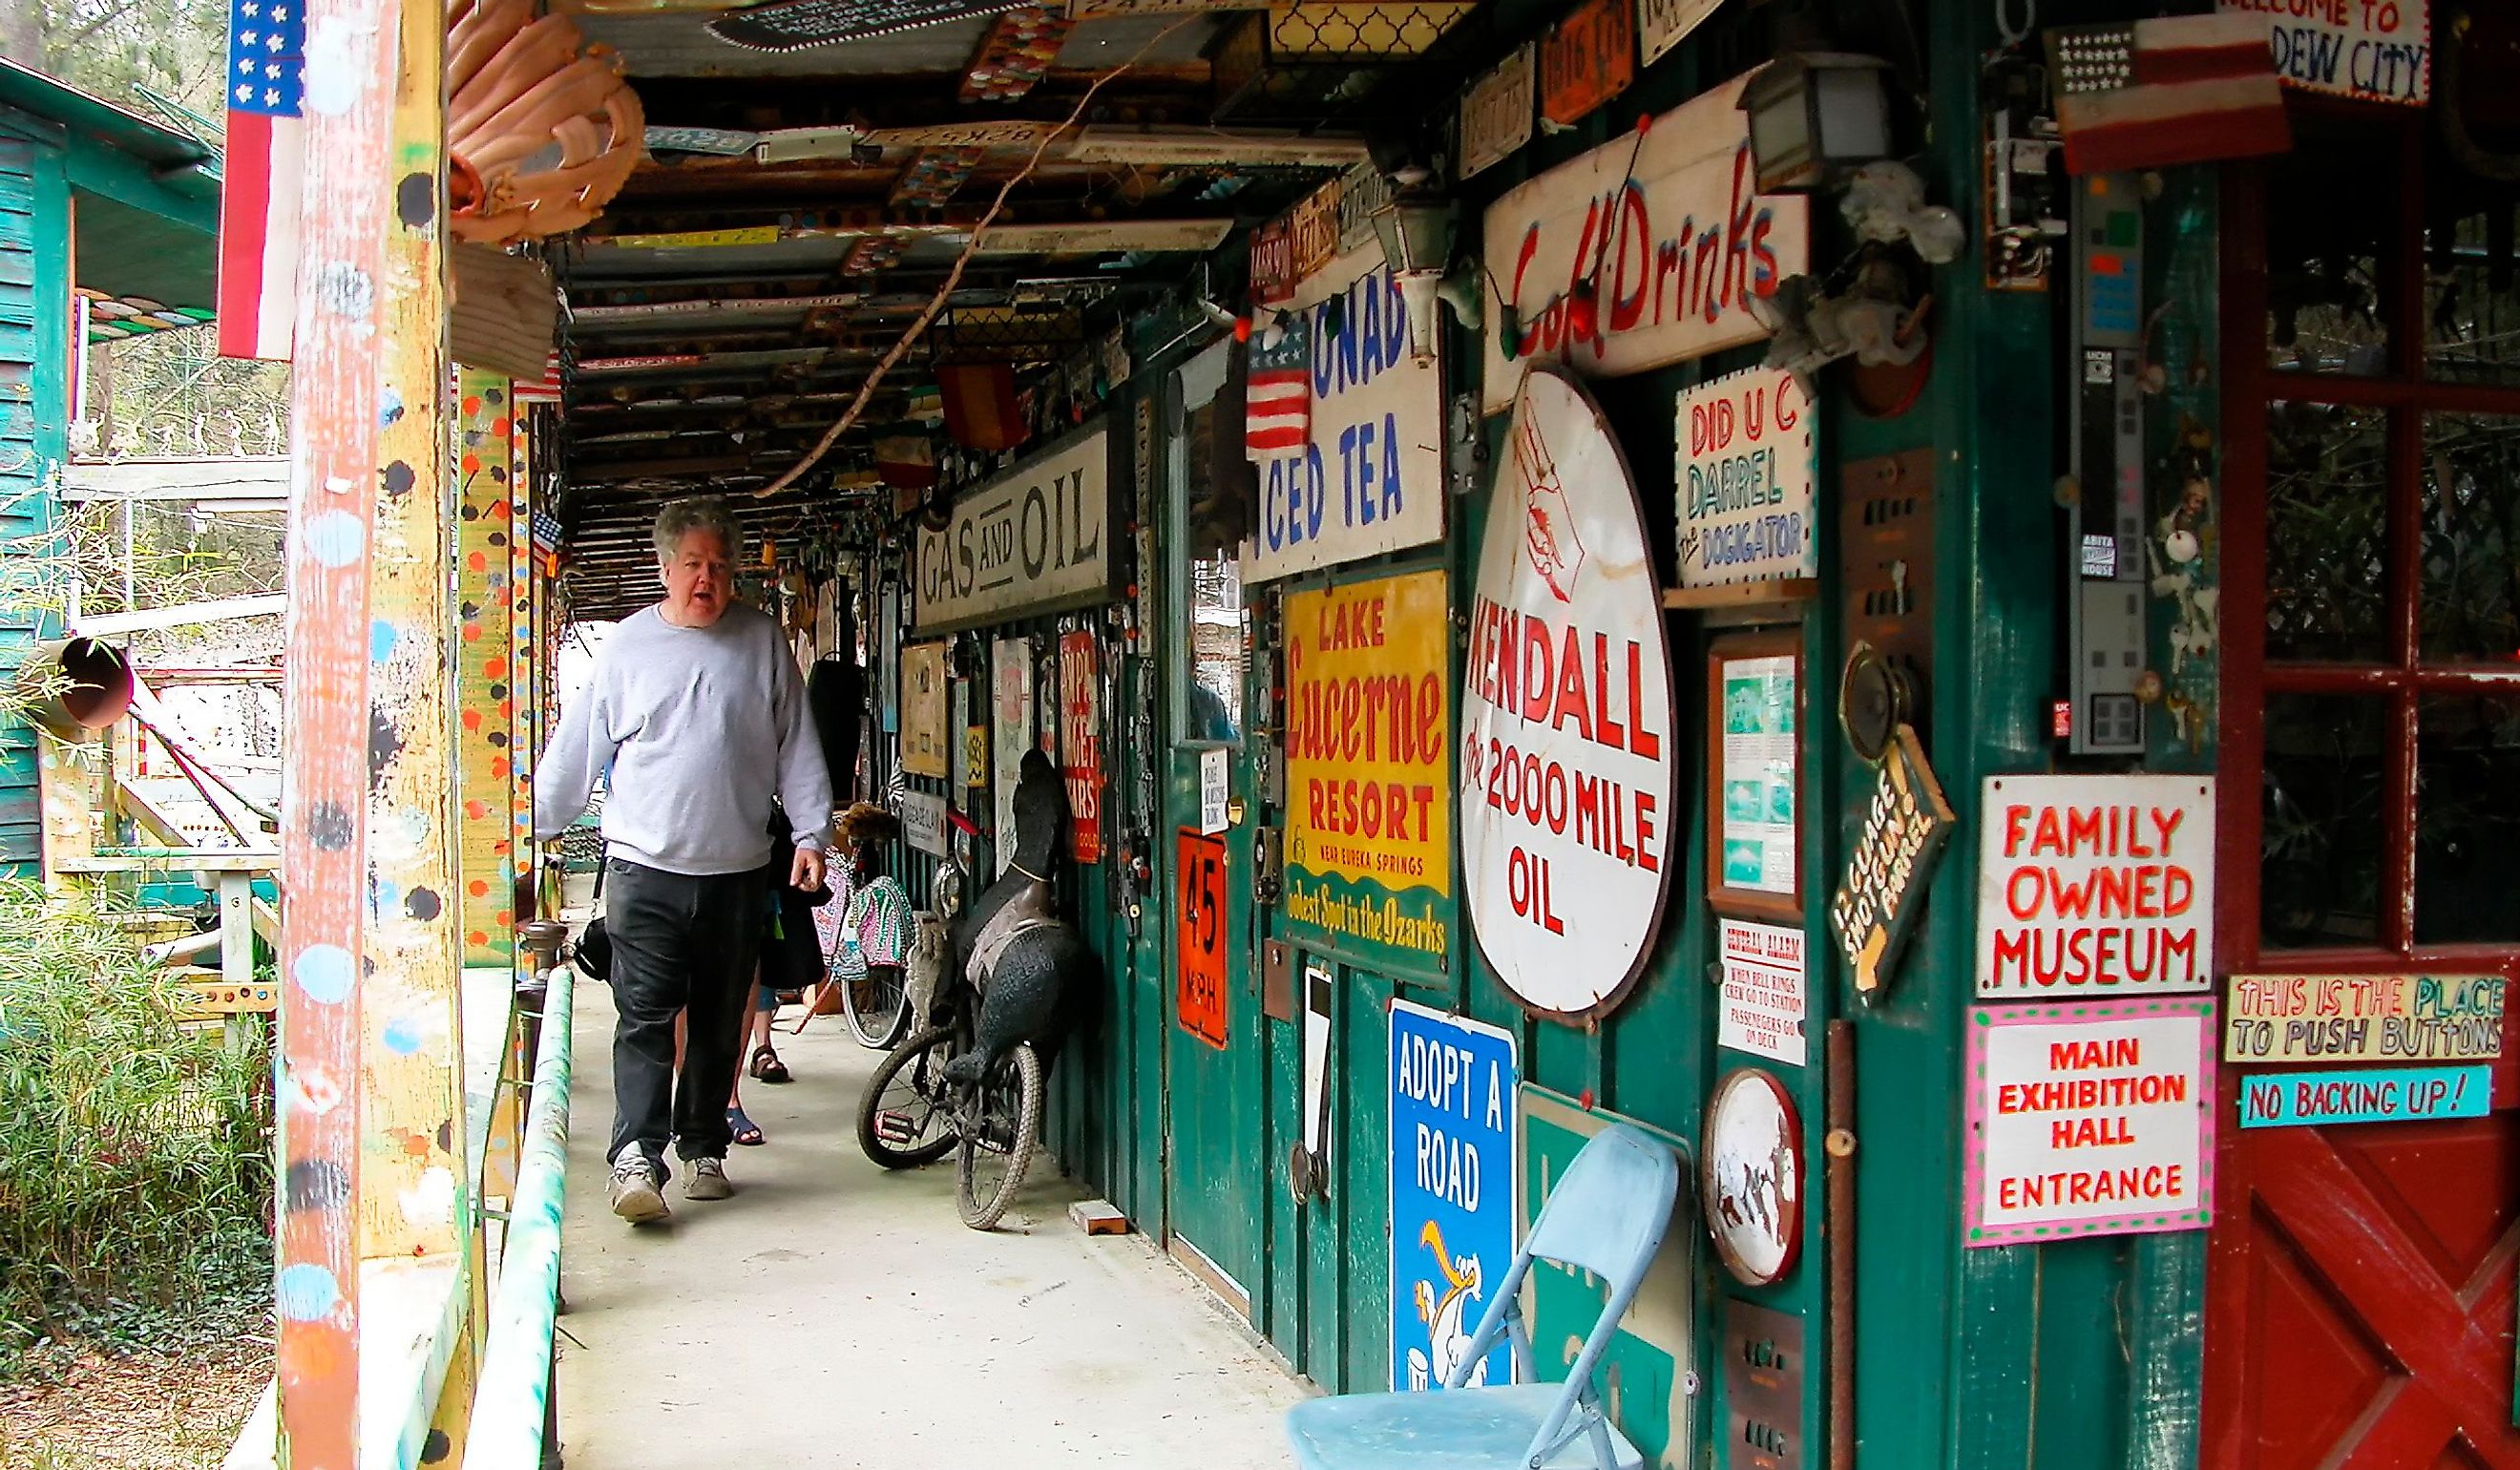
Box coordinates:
[357,0,463,1285]
[507,416,536,931]
[273,0,410,1458]
[454,374,516,966]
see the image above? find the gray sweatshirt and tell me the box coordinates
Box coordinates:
[533,601,835,875]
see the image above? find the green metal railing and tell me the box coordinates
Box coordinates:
[470,961,575,1469]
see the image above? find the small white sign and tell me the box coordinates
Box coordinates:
[1200,746,1230,835]
[899,790,948,857]
[1977,775,2216,998]
[1459,44,1535,181]
[2220,0,2429,106]
[1965,999,2215,1247]
[1718,920,1807,1066]
[1675,367,1816,588]
[992,638,1034,875]
[1635,0,1720,67]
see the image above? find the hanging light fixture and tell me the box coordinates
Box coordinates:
[1369,190,1461,366]
[1738,51,1896,193]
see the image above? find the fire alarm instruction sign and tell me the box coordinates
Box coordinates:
[1977,775,2215,998]
[1964,998,2215,1247]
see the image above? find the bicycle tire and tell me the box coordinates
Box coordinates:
[956,1042,1043,1231]
[855,1026,960,1169]
[839,959,913,1049]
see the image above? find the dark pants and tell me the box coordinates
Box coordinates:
[603,858,766,1171]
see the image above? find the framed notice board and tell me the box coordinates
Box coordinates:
[1707,631,1803,920]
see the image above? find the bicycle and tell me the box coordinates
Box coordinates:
[852,860,1051,1230]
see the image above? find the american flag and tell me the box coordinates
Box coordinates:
[216,0,304,362]
[1244,314,1310,459]
[2047,13,2290,177]
[511,353,564,405]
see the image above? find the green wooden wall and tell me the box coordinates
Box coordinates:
[0,134,69,874]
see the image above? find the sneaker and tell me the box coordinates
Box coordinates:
[684,1155,734,1201]
[609,1149,668,1224]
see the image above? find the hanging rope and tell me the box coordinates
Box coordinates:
[754,17,1199,500]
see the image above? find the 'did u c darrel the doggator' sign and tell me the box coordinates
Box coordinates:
[1459,369,1677,1019]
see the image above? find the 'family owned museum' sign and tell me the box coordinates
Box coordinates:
[1460,370,1677,1019]
[1977,775,2215,998]
[1247,249,1446,583]
[1479,71,1810,413]
[1964,998,2215,1246]
[914,423,1113,633]
[1283,571,1454,970]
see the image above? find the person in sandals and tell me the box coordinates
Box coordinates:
[534,496,833,1223]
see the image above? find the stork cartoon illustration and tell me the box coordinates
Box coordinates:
[1409,1219,1491,1389]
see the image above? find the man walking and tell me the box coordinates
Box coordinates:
[536,496,833,1223]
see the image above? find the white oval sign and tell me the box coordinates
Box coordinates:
[1459,369,1678,1018]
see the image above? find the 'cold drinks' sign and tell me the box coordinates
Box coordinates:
[1460,370,1677,1019]
[1976,775,2215,998]
[1478,72,1809,413]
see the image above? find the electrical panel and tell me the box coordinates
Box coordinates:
[2068,173,2147,755]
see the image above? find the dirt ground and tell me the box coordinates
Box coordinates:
[0,1338,270,1470]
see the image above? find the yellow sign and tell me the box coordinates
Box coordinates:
[1283,570,1452,965]
[598,225,782,251]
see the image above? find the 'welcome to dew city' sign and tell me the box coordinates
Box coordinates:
[1976,775,2216,998]
[1283,570,1453,970]
[1460,370,1676,1019]
[1478,72,1811,413]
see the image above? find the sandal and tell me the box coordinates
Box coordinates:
[726,1106,765,1146]
[749,1045,792,1084]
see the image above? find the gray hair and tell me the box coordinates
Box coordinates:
[653,495,742,563]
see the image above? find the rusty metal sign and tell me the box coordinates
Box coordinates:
[1288,182,1343,284]
[1459,44,1535,181]
[1721,1300,1806,1470]
[1251,219,1295,306]
[1177,830,1230,1047]
[1635,0,1718,67]
[1539,0,1633,128]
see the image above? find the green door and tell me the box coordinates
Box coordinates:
[1160,341,1264,1312]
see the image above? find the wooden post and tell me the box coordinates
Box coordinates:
[357,0,463,1277]
[453,373,516,966]
[273,0,403,1458]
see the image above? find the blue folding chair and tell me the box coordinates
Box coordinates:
[1284,1123,1680,1470]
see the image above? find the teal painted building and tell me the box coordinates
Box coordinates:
[0,61,219,872]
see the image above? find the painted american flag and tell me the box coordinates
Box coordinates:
[217,0,305,361]
[2046,13,2290,176]
[511,352,564,405]
[1244,314,1310,459]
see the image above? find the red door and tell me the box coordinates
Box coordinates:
[2208,98,2520,1468]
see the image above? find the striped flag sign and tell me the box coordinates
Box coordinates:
[511,353,564,405]
[1245,315,1310,460]
[2046,13,2291,177]
[217,0,305,361]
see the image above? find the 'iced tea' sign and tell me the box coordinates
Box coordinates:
[1976,775,2216,998]
[1460,370,1676,1019]
[1478,72,1809,412]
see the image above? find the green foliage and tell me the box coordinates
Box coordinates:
[0,879,271,1370]
[5,0,232,119]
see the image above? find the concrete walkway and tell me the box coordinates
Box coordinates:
[554,978,1310,1470]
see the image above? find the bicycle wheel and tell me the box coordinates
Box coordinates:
[839,959,912,1049]
[855,1026,960,1169]
[956,1042,1043,1230]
